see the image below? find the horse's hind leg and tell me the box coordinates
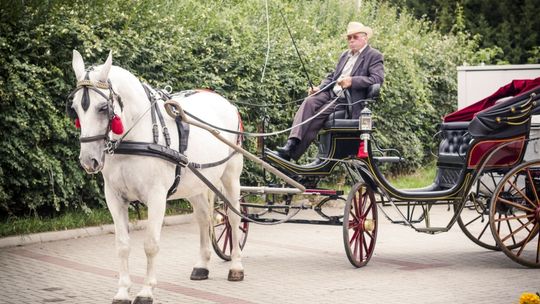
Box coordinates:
[104,186,132,304]
[221,154,244,281]
[190,193,212,280]
[134,192,167,304]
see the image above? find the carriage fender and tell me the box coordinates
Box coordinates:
[352,160,378,191]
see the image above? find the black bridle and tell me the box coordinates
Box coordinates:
[66,70,123,144]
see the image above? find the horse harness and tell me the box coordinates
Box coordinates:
[67,70,240,198]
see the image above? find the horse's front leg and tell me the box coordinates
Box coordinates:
[189,193,212,280]
[133,192,167,304]
[104,187,132,304]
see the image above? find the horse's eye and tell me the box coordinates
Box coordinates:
[98,104,109,113]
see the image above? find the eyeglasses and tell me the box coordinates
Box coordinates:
[347,33,365,40]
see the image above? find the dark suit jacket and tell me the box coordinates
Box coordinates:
[319,45,384,118]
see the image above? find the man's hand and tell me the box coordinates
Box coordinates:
[337,76,352,89]
[308,86,320,95]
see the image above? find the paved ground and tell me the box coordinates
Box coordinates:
[1,206,538,304]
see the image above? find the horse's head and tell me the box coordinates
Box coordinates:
[68,50,124,174]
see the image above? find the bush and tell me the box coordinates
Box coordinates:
[0,0,478,218]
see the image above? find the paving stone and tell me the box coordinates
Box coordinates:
[0,207,538,303]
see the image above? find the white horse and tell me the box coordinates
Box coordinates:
[69,50,244,304]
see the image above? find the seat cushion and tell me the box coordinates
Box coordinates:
[324,111,359,129]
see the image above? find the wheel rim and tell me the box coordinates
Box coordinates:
[457,172,501,251]
[490,160,540,268]
[343,182,378,268]
[212,202,249,261]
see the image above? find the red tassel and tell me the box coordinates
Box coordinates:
[357,141,368,158]
[75,118,81,129]
[110,115,124,135]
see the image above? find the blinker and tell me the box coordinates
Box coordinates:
[74,115,124,135]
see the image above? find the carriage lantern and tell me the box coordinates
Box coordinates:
[359,107,372,153]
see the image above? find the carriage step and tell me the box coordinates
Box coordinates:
[240,186,303,195]
[241,202,311,210]
[414,227,449,234]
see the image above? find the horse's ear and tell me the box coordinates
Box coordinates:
[98,50,113,82]
[72,50,85,81]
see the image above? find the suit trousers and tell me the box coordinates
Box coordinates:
[289,90,341,159]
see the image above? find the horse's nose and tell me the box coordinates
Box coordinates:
[91,158,100,171]
[79,156,103,174]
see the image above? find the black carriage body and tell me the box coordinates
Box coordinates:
[264,118,362,183]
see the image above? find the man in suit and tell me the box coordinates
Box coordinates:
[277,21,384,161]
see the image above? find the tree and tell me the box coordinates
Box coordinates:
[385,0,540,64]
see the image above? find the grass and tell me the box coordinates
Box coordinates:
[0,200,192,238]
[386,162,437,189]
[0,164,436,238]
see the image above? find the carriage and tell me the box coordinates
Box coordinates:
[210,79,540,269]
[68,52,539,303]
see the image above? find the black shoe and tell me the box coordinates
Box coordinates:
[277,138,299,160]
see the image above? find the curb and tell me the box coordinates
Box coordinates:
[0,213,193,249]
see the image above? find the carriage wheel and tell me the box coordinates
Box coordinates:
[211,200,249,261]
[343,182,378,267]
[490,160,540,268]
[457,172,502,251]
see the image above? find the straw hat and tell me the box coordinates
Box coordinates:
[346,22,373,39]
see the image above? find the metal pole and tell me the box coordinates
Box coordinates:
[164,100,306,192]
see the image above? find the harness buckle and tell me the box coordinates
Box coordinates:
[105,141,116,154]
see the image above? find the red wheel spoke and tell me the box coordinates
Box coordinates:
[216,226,227,243]
[526,168,540,206]
[349,209,359,222]
[214,222,226,228]
[363,201,374,218]
[507,179,537,209]
[349,221,360,229]
[516,217,533,233]
[493,213,534,222]
[353,232,359,258]
[497,213,502,235]
[349,229,359,246]
[497,197,535,213]
[359,231,364,261]
[361,193,368,215]
[504,214,518,246]
[355,195,363,219]
[362,233,369,256]
[501,218,534,243]
[516,223,539,257]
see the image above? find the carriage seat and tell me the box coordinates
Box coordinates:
[323,84,380,130]
[323,113,359,129]
[437,121,473,166]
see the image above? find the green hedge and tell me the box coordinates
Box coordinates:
[0,0,477,218]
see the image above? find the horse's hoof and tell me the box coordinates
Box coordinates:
[190,267,209,280]
[132,297,153,304]
[228,269,244,281]
[112,300,131,304]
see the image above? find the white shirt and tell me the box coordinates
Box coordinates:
[333,45,367,96]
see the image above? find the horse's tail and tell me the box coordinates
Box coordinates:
[236,111,244,147]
